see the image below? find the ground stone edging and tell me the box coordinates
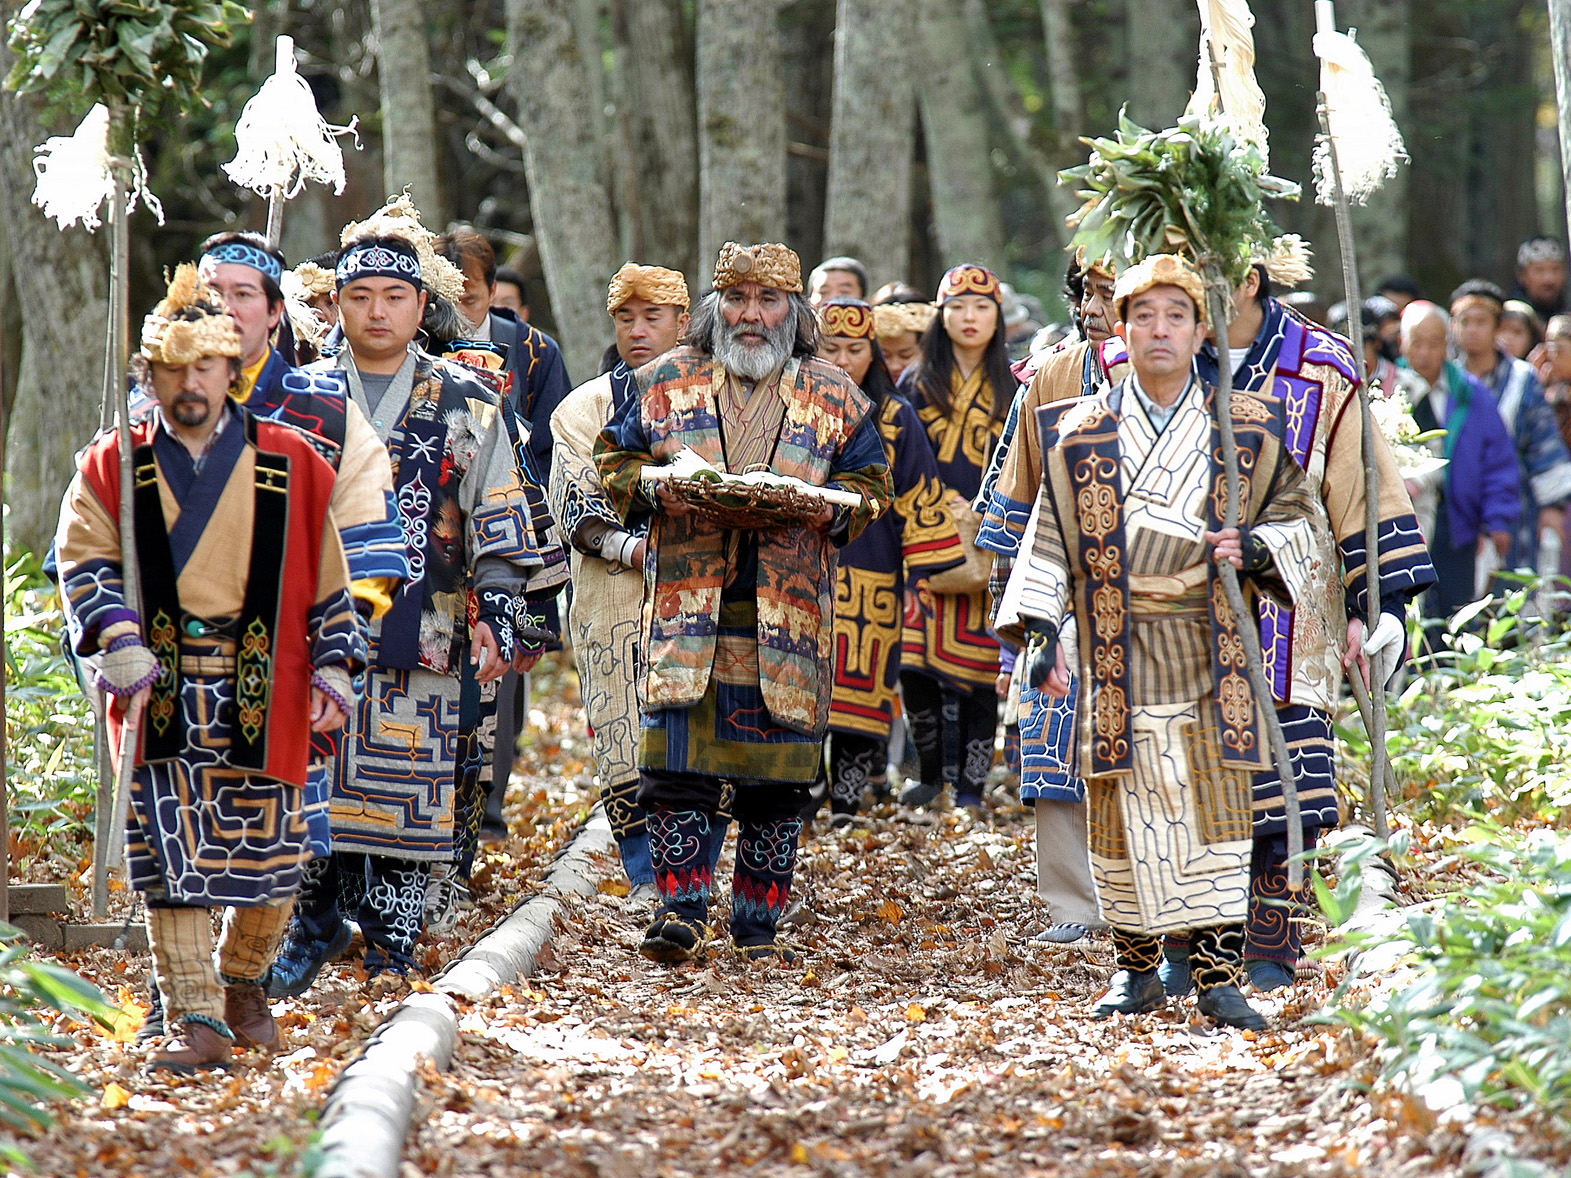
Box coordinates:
[313,804,617,1178]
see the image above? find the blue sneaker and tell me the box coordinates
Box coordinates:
[264,919,352,998]
[1158,953,1194,997]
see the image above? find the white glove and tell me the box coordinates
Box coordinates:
[1363,611,1405,691]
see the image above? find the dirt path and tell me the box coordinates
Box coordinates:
[406,805,1475,1178]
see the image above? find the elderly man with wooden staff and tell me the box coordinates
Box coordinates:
[997,253,1319,1031]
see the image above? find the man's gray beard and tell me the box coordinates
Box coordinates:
[713,317,794,381]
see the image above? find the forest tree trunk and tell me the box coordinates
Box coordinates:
[695,0,788,270]
[506,0,620,379]
[0,74,110,555]
[1126,0,1197,128]
[612,0,700,278]
[916,0,1007,272]
[370,0,446,225]
[1040,0,1081,150]
[822,0,917,290]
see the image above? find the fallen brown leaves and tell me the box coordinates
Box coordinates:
[3,654,588,1176]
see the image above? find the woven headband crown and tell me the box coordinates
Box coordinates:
[712,242,803,293]
[607,262,691,313]
[873,301,938,339]
[818,298,877,340]
[1112,253,1208,325]
[141,263,245,365]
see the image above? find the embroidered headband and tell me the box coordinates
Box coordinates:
[141,263,244,365]
[712,241,803,293]
[1071,247,1116,280]
[607,262,691,313]
[873,301,938,339]
[198,240,284,286]
[818,298,877,340]
[336,240,424,291]
[1519,237,1567,268]
[936,264,1001,304]
[338,193,469,305]
[1112,253,1208,325]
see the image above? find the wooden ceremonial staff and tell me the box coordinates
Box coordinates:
[1199,38,1306,889]
[92,106,144,920]
[1314,0,1393,841]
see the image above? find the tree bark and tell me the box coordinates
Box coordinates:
[371,0,446,226]
[0,74,110,555]
[611,0,700,278]
[915,0,1007,272]
[1126,0,1197,128]
[1040,0,1081,148]
[506,0,621,379]
[822,0,917,290]
[696,0,788,270]
[1553,0,1571,246]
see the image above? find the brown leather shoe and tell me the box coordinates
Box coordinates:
[223,981,279,1050]
[147,1017,233,1074]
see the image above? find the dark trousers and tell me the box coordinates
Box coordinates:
[900,672,998,803]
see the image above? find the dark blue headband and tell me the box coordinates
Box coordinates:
[200,241,284,285]
[335,240,423,291]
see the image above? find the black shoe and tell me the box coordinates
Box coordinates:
[1089,969,1164,1018]
[733,941,799,965]
[899,781,943,808]
[1197,984,1268,1031]
[136,980,165,1045]
[265,919,353,999]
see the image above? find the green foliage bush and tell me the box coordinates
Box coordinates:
[0,922,117,1156]
[1325,826,1571,1122]
[1325,591,1571,1126]
[4,548,98,854]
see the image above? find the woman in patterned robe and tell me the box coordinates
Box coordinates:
[816,299,965,825]
[896,265,1014,811]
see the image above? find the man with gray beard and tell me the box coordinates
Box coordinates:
[596,242,893,963]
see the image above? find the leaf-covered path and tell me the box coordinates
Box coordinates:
[403,808,1478,1178]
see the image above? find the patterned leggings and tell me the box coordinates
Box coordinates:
[293,852,431,974]
[1115,925,1246,991]
[901,672,997,803]
[828,733,887,815]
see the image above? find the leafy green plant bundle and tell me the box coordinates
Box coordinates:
[5,0,247,112]
[1058,109,1300,287]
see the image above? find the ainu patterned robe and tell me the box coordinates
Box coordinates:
[831,394,965,739]
[549,362,644,791]
[57,404,366,905]
[1199,301,1437,835]
[997,378,1318,934]
[899,366,1008,691]
[317,349,543,859]
[976,337,1127,803]
[596,348,892,783]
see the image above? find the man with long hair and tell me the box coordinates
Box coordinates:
[595,242,892,963]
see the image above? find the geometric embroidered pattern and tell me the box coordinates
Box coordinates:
[236,616,272,744]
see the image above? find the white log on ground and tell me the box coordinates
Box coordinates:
[507,0,622,381]
[696,0,788,270]
[822,0,917,291]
